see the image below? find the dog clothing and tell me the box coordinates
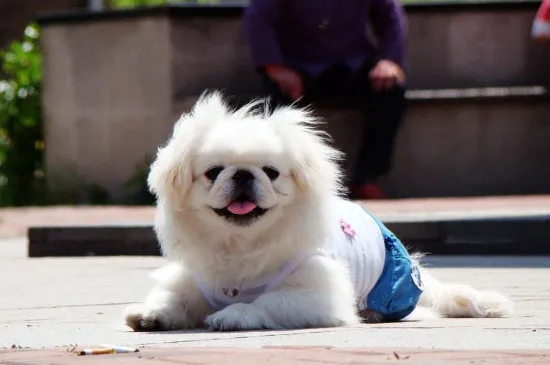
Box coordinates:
[321,198,424,321]
[194,198,423,321]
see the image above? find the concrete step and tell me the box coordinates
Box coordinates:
[26,195,550,257]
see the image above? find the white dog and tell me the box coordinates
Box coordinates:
[124,91,513,331]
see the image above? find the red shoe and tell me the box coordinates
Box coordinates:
[350,183,386,200]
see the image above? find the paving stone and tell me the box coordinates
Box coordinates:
[2,347,550,365]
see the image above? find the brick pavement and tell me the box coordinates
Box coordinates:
[2,346,550,365]
[1,195,549,238]
[2,238,550,357]
[2,196,550,363]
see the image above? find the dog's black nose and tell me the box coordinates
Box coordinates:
[232,169,254,185]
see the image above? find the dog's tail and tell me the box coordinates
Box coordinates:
[416,266,514,318]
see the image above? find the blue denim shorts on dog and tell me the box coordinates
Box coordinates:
[360,209,424,321]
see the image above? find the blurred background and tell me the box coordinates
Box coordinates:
[0,0,549,208]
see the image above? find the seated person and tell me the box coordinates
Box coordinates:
[243,0,408,199]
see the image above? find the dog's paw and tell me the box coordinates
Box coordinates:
[205,303,275,331]
[123,303,183,332]
[359,309,384,323]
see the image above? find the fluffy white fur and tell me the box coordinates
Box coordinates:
[123,91,513,332]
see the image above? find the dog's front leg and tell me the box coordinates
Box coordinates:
[205,256,361,331]
[124,265,211,331]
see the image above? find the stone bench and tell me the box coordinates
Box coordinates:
[176,85,550,198]
[356,86,550,197]
[37,2,550,200]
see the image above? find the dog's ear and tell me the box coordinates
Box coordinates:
[289,135,344,197]
[147,137,194,205]
[148,114,199,204]
[148,91,232,204]
[268,106,345,197]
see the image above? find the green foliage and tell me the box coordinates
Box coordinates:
[0,23,45,206]
[109,0,169,8]
[121,156,155,205]
[108,0,229,8]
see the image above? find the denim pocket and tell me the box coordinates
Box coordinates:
[365,235,423,322]
[383,253,423,321]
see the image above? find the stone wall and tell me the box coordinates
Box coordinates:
[38,3,550,200]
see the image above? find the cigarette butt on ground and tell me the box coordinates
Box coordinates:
[77,348,115,356]
[77,344,139,356]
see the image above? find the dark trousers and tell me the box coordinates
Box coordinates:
[260,62,406,186]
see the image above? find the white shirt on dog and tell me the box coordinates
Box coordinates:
[320,197,387,309]
[193,197,387,312]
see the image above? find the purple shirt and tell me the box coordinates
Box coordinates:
[243,0,407,76]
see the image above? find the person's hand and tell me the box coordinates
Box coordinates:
[265,65,303,101]
[369,59,406,91]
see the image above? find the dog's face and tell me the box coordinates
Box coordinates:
[188,115,298,230]
[148,92,342,235]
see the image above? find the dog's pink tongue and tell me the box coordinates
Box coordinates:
[227,201,256,215]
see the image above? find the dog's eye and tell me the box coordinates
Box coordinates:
[262,166,280,180]
[205,166,224,181]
